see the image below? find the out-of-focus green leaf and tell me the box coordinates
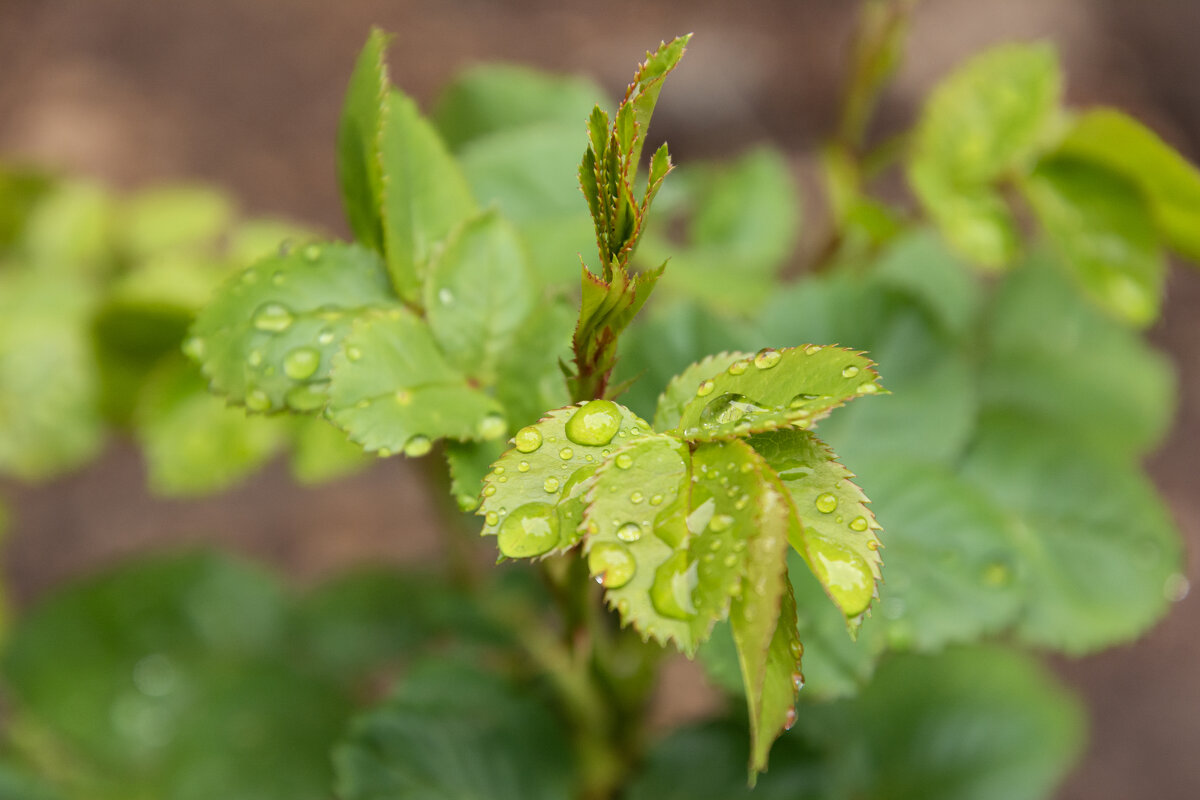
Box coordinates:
[327,309,505,455]
[0,268,103,480]
[492,294,574,429]
[334,660,574,800]
[1023,157,1165,325]
[962,413,1182,653]
[981,258,1175,458]
[1056,107,1200,262]
[445,438,506,511]
[871,230,982,337]
[288,416,373,485]
[0,765,64,800]
[22,180,114,272]
[189,242,401,414]
[135,356,287,495]
[909,166,1018,268]
[119,186,232,259]
[337,27,390,253]
[0,167,54,250]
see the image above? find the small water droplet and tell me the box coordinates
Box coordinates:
[784,708,798,730]
[630,491,644,504]
[283,347,321,380]
[317,328,336,345]
[182,336,206,360]
[723,554,737,567]
[754,348,781,369]
[485,511,499,526]
[616,522,642,543]
[345,346,363,362]
[696,379,715,397]
[842,365,860,378]
[867,539,880,551]
[559,447,573,460]
[849,516,869,532]
[543,476,560,493]
[857,382,879,395]
[403,435,432,457]
[438,287,454,305]
[804,344,822,355]
[815,493,838,514]
[728,359,750,375]
[498,502,560,558]
[378,447,393,458]
[304,244,321,261]
[252,302,294,333]
[517,461,530,473]
[565,399,622,446]
[615,453,634,469]
[733,495,749,511]
[483,486,496,497]
[649,494,664,506]
[477,413,507,441]
[589,542,637,589]
[708,514,734,533]
[245,389,271,412]
[514,426,542,453]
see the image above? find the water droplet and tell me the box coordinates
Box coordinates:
[784,708,798,730]
[285,384,326,412]
[304,244,321,261]
[696,379,715,397]
[723,554,737,567]
[728,359,750,375]
[616,522,642,543]
[378,447,393,458]
[484,511,499,526]
[857,382,879,395]
[517,461,530,473]
[792,672,805,692]
[1165,573,1191,603]
[650,551,698,620]
[815,493,838,514]
[543,476,560,494]
[559,447,573,460]
[867,539,880,551]
[438,287,454,305]
[283,347,320,380]
[708,514,734,533]
[754,348,781,369]
[498,503,560,558]
[733,495,750,511]
[615,453,634,469]
[345,346,363,362]
[245,389,271,412]
[808,538,873,617]
[649,494,663,506]
[403,435,432,457]
[589,543,636,588]
[700,393,768,427]
[514,426,542,453]
[804,344,822,355]
[317,328,335,346]
[182,336,206,360]
[564,399,623,447]
[252,302,294,333]
[477,414,507,441]
[849,516,869,532]
[483,486,496,497]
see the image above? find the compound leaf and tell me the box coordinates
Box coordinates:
[327,309,504,455]
[189,242,401,414]
[654,351,749,431]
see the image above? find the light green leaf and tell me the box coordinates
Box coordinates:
[433,64,605,151]
[1023,156,1165,325]
[981,258,1175,457]
[909,165,1019,269]
[135,356,288,496]
[424,212,535,383]
[119,185,233,259]
[21,179,114,272]
[871,230,982,337]
[378,89,478,302]
[962,413,1183,653]
[912,43,1061,185]
[1056,107,1200,261]
[336,27,390,252]
[289,417,373,485]
[327,309,505,455]
[334,660,573,800]
[672,345,882,442]
[446,439,506,512]
[750,430,881,624]
[654,351,749,431]
[189,242,401,414]
[0,268,103,480]
[627,36,691,169]
[479,401,652,556]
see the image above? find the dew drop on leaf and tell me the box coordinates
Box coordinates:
[699,393,768,427]
[252,302,295,333]
[559,447,574,460]
[565,399,622,446]
[182,336,206,360]
[708,514,734,533]
[513,426,543,453]
[630,491,644,504]
[804,344,822,355]
[615,453,634,469]
[543,476,560,494]
[245,388,271,412]
[589,543,636,588]
[815,492,838,513]
[403,435,432,457]
[304,244,321,261]
[728,358,750,375]
[485,511,499,526]
[285,384,326,412]
[754,348,781,369]
[283,347,321,380]
[497,502,560,558]
[616,522,642,543]
[856,382,879,395]
[808,538,873,617]
[849,516,869,532]
[650,551,699,620]
[317,328,335,345]
[345,346,363,362]
[696,379,715,397]
[517,461,530,473]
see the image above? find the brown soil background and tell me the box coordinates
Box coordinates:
[1,1,1198,797]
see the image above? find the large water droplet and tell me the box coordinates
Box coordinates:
[650,551,699,620]
[252,302,294,333]
[565,399,622,446]
[842,365,860,378]
[754,348,781,369]
[477,414,507,441]
[849,516,869,532]
[245,389,272,412]
[589,543,636,588]
[700,393,768,427]
[543,476,560,494]
[283,347,320,380]
[814,492,838,514]
[615,452,634,470]
[498,503,561,558]
[559,447,573,460]
[514,426,542,453]
[616,522,642,543]
[403,435,432,457]
[808,538,873,617]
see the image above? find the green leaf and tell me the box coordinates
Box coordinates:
[433,64,605,151]
[1023,156,1166,325]
[119,185,233,259]
[1056,107,1200,261]
[0,765,65,800]
[327,309,505,455]
[478,401,652,557]
[654,351,749,431]
[288,416,374,485]
[672,345,882,442]
[871,230,982,337]
[446,438,506,511]
[749,430,881,624]
[909,165,1019,268]
[334,660,574,800]
[336,27,390,252]
[134,356,288,496]
[189,242,401,414]
[626,36,692,170]
[911,43,1061,185]
[378,89,478,302]
[2,552,351,800]
[492,294,574,428]
[21,179,115,272]
[981,258,1175,458]
[424,212,535,383]
[962,413,1183,653]
[0,267,103,480]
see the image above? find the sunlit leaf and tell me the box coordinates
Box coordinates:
[336,27,390,253]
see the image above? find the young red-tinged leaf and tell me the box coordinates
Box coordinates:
[478,402,653,559]
[337,28,390,253]
[750,430,882,628]
[672,345,882,442]
[188,242,402,414]
[378,90,478,303]
[327,309,503,455]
